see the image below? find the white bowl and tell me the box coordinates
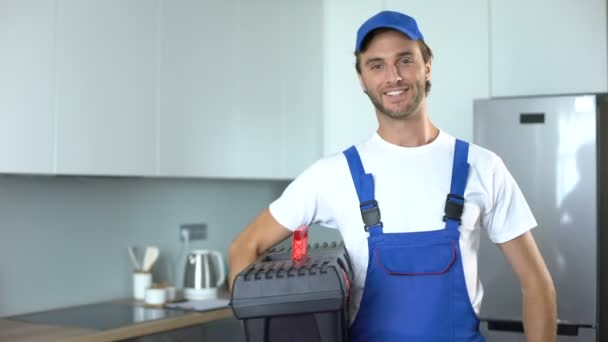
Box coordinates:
[184,287,219,301]
[145,287,167,305]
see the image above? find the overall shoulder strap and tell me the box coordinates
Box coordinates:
[343,146,383,234]
[444,139,470,231]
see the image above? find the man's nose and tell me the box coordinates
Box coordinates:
[387,65,403,83]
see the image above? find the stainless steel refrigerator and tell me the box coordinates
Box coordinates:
[473,94,608,341]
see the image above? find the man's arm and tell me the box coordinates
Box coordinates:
[498,231,557,342]
[227,208,293,292]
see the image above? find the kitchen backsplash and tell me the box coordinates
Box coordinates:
[0,175,341,316]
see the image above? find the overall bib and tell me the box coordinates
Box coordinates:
[345,139,485,342]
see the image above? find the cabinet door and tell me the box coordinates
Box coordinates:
[386,0,489,142]
[0,0,55,174]
[55,0,158,176]
[231,0,284,179]
[160,0,323,179]
[159,0,242,178]
[238,0,323,179]
[280,0,323,178]
[490,0,608,97]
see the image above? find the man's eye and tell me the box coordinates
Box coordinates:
[370,64,382,70]
[401,59,412,64]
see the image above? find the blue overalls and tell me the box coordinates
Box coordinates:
[344,139,485,342]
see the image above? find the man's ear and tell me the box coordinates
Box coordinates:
[425,58,432,82]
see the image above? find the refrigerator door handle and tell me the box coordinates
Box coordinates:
[485,319,593,336]
[519,112,545,124]
[486,319,524,333]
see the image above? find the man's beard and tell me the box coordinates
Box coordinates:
[365,80,425,119]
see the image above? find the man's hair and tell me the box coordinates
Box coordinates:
[354,28,434,95]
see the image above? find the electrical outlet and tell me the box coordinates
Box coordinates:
[180,223,207,241]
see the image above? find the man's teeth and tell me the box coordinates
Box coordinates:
[385,90,405,96]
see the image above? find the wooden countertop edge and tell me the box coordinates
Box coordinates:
[0,319,97,342]
[62,308,235,342]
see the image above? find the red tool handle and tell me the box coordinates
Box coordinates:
[291,225,309,262]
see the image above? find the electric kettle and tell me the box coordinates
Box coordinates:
[183,249,226,300]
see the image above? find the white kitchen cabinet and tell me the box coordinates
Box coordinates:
[323,0,489,156]
[275,0,323,178]
[0,0,55,174]
[160,0,322,179]
[54,0,158,176]
[159,0,244,178]
[490,0,608,97]
[231,0,284,179]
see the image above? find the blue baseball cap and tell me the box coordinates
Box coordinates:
[355,11,424,52]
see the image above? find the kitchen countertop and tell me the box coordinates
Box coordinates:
[0,300,235,342]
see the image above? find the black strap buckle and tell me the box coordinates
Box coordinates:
[360,200,382,231]
[443,194,464,223]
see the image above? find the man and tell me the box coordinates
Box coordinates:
[228,10,556,341]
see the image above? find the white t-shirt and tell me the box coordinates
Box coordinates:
[269,130,537,322]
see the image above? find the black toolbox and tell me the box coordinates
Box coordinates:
[230,240,353,342]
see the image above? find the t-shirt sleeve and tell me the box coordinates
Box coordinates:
[483,158,538,244]
[269,158,340,232]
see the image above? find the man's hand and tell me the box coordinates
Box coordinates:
[499,231,557,342]
[227,208,293,292]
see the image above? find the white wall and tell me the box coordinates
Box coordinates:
[322,0,384,155]
[322,0,490,156]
